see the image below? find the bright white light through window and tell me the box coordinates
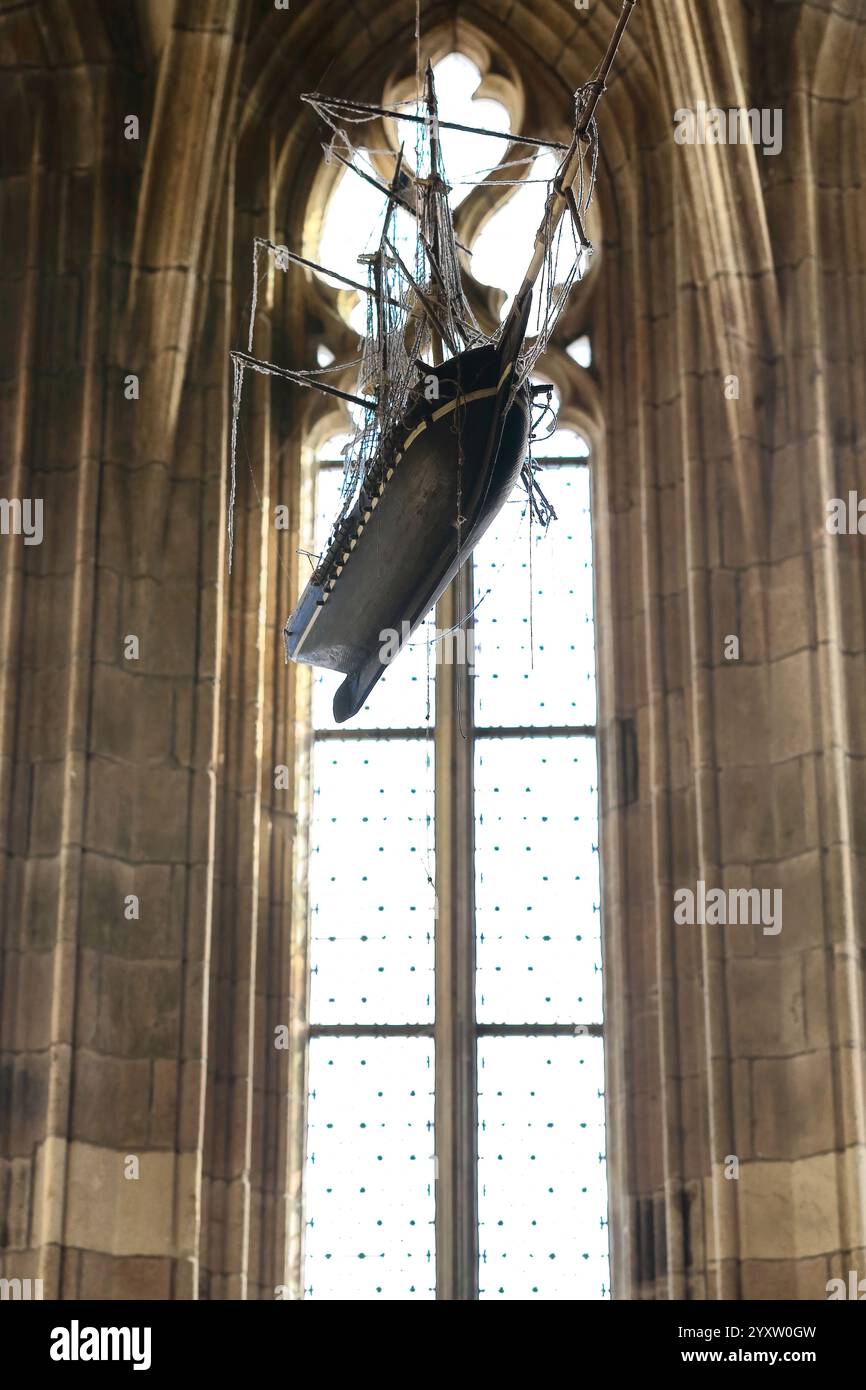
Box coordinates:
[305,1037,436,1300]
[567,334,592,368]
[477,1036,608,1299]
[411,53,510,209]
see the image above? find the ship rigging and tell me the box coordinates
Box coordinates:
[229,0,637,722]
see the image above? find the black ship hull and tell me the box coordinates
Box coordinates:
[286,327,532,722]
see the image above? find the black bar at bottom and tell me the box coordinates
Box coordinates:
[9,1297,851,1370]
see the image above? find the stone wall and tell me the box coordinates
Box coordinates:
[0,0,863,1300]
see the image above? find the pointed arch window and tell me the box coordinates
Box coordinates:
[296,48,607,1302]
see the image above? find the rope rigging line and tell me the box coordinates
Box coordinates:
[228,0,637,603]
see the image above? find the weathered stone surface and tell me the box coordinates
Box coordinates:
[0,0,864,1306]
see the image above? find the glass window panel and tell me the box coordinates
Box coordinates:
[535,427,590,460]
[311,466,436,731]
[529,390,590,464]
[566,335,592,369]
[473,466,596,727]
[471,150,585,330]
[408,54,510,211]
[315,53,508,334]
[305,1037,435,1300]
[318,180,416,335]
[475,736,601,1024]
[303,48,607,1303]
[310,739,435,1024]
[477,1035,609,1300]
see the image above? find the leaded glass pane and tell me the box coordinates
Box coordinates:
[305,1037,435,1300]
[475,736,602,1023]
[473,464,596,727]
[310,739,435,1023]
[303,48,607,1305]
[477,1035,609,1300]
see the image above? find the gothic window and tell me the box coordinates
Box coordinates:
[298,47,606,1302]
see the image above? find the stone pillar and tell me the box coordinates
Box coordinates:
[1,0,863,1305]
[0,0,301,1300]
[595,0,866,1300]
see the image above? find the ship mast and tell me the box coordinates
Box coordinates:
[362,145,406,432]
[503,0,637,338]
[422,60,446,369]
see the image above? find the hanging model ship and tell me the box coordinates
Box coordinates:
[230,0,636,722]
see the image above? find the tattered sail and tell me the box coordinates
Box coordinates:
[229,0,637,722]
